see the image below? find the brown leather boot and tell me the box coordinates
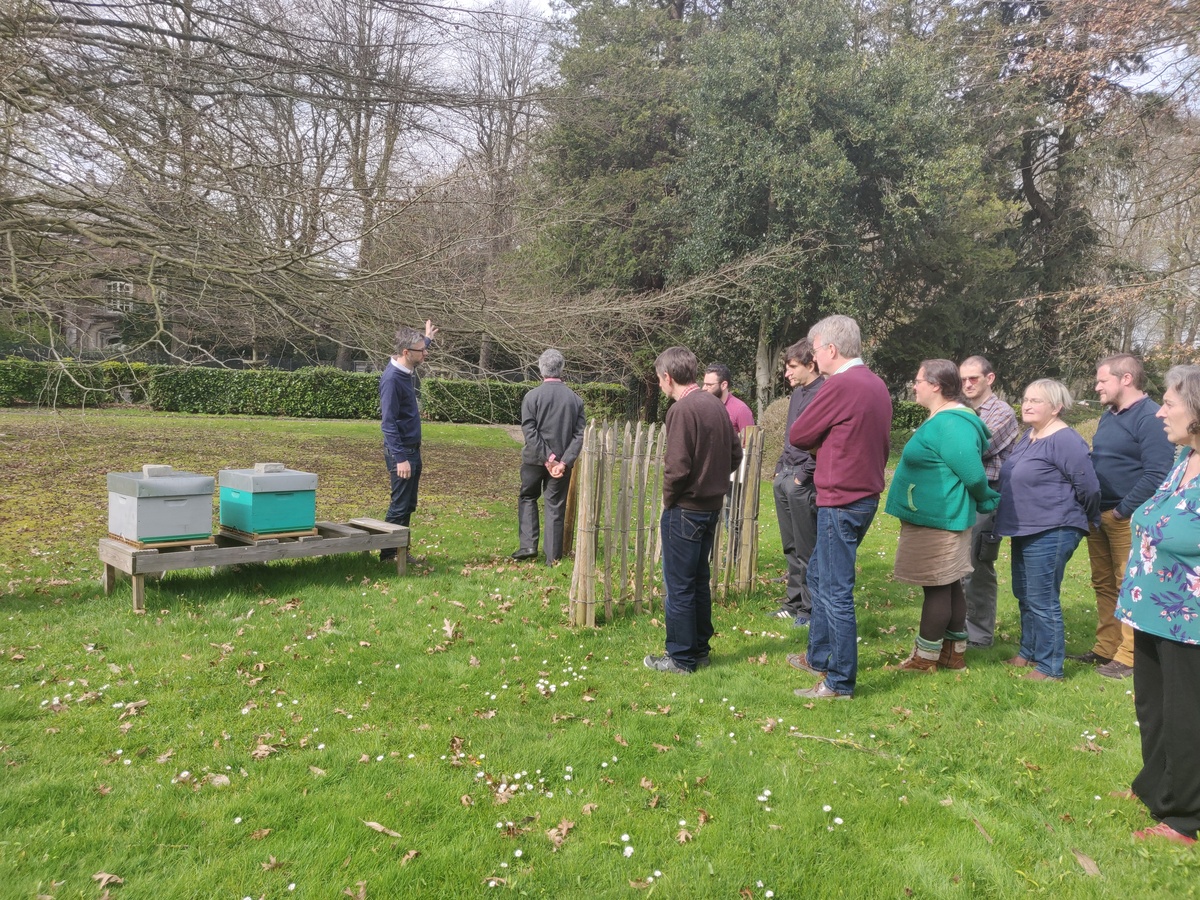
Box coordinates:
[891,644,939,673]
[938,639,967,670]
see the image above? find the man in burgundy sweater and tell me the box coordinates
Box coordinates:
[787,315,892,699]
[645,347,743,674]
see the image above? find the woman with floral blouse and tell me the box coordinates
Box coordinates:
[1115,364,1200,846]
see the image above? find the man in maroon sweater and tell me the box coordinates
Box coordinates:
[787,315,892,699]
[645,347,743,674]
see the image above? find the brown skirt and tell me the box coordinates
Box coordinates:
[893,521,973,586]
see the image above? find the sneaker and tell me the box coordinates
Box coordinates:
[794,681,852,701]
[510,548,537,561]
[791,613,811,628]
[786,653,825,677]
[766,609,793,620]
[1134,822,1197,845]
[1067,650,1112,665]
[643,654,692,674]
[1097,660,1134,679]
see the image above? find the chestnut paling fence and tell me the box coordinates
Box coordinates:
[567,422,764,626]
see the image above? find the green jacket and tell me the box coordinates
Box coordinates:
[885,408,1000,532]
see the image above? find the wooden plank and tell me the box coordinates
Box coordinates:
[348,517,405,533]
[316,521,367,538]
[131,575,145,613]
[219,526,317,542]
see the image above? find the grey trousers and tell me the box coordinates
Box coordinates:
[518,463,571,563]
[964,506,1000,645]
[773,468,816,615]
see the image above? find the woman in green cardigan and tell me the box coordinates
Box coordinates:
[886,359,1001,672]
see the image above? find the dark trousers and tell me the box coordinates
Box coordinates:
[518,463,572,563]
[1132,629,1200,838]
[773,467,816,615]
[661,506,719,671]
[385,447,422,528]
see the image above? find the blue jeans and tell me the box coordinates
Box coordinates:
[806,497,878,696]
[385,447,422,528]
[1010,527,1084,679]
[661,506,719,671]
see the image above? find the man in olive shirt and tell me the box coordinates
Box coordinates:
[644,347,743,675]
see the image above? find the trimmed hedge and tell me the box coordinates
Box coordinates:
[0,359,631,425]
[0,358,163,407]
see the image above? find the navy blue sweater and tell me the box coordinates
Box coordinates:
[380,361,421,462]
[1092,396,1175,517]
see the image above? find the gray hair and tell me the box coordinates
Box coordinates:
[393,326,424,355]
[808,314,862,358]
[538,348,565,379]
[1025,378,1073,414]
[1164,365,1200,436]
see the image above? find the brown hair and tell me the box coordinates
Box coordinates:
[920,358,967,405]
[1098,353,1146,391]
[655,346,698,386]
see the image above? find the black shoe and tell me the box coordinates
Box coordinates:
[696,654,711,669]
[1067,650,1111,665]
[380,550,397,562]
[511,548,537,561]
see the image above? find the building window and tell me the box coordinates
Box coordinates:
[106,280,134,313]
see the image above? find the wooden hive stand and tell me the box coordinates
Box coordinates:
[99,518,409,612]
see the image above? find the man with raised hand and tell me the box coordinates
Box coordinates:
[787,315,892,700]
[959,355,1019,649]
[379,319,437,562]
[1072,353,1173,679]
[645,347,742,675]
[513,349,586,565]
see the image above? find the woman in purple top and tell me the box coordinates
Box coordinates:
[995,379,1100,681]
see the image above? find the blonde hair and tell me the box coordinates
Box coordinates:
[1024,378,1072,414]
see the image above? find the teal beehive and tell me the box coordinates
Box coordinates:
[218,463,317,534]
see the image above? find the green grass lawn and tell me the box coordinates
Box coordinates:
[1,408,1196,899]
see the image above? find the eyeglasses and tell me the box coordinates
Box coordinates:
[407,345,426,353]
[962,375,984,384]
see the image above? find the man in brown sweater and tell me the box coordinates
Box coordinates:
[645,347,743,674]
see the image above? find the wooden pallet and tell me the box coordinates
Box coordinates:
[218,525,319,543]
[99,517,410,612]
[108,533,216,550]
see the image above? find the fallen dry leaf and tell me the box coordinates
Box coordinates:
[92,873,123,888]
[206,774,231,788]
[474,709,497,719]
[309,766,326,777]
[762,718,777,733]
[676,828,693,844]
[582,803,598,815]
[748,653,768,665]
[95,784,112,796]
[639,776,656,791]
[400,850,420,865]
[251,744,276,761]
[262,855,282,871]
[630,879,651,889]
[1072,849,1101,876]
[469,656,480,667]
[363,821,402,838]
[651,743,672,753]
[155,749,174,764]
[442,618,458,640]
[697,809,711,827]
[250,828,271,840]
[343,882,367,900]
[461,795,474,806]
[614,734,629,747]
[546,819,574,850]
